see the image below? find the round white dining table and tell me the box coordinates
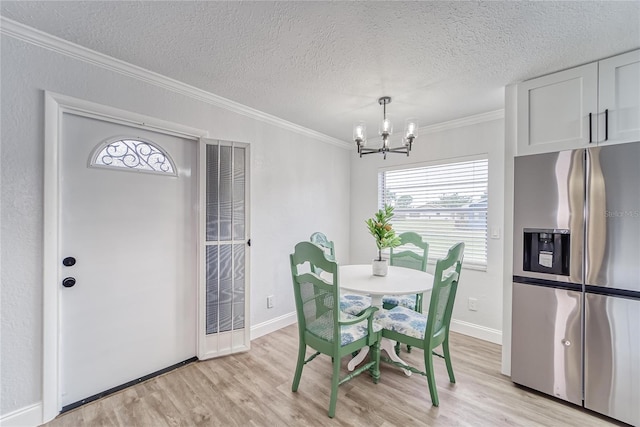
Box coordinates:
[339,264,434,307]
[338,264,434,375]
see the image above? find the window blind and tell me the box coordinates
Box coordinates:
[379,158,488,270]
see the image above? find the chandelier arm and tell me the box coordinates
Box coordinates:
[386,147,410,154]
[359,148,382,155]
[358,147,409,156]
[359,147,387,156]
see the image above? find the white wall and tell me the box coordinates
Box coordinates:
[349,114,506,341]
[0,32,351,419]
[501,84,518,376]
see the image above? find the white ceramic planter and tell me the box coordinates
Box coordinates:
[372,259,388,276]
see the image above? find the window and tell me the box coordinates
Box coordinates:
[90,137,176,175]
[378,158,488,270]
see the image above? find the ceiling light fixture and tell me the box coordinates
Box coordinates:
[353,96,418,159]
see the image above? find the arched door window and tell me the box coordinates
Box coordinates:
[89,137,177,175]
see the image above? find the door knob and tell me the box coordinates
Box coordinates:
[62,277,76,288]
[62,257,76,267]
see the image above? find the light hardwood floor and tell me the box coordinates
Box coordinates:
[46,325,622,426]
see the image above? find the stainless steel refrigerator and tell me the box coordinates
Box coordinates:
[511,142,640,426]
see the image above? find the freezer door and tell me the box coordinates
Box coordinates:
[586,142,640,292]
[513,150,584,284]
[511,282,582,405]
[585,293,640,426]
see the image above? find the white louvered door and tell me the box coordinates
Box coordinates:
[198,139,250,359]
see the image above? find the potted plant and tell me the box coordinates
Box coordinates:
[365,204,402,276]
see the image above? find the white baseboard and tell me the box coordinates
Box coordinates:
[451,319,502,345]
[0,402,41,427]
[250,313,501,345]
[250,311,297,340]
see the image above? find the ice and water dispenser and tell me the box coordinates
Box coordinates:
[522,228,570,276]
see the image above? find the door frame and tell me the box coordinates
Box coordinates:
[42,92,209,423]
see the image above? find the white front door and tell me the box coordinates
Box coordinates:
[59,112,197,407]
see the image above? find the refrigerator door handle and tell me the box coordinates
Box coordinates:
[585,148,606,285]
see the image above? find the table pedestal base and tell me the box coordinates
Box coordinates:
[347,338,411,376]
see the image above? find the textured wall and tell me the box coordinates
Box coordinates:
[1,36,46,418]
[0,34,351,417]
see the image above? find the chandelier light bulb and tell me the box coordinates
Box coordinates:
[353,122,366,141]
[404,118,418,138]
[379,117,393,136]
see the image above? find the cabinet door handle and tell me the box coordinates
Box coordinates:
[605,109,609,141]
[589,113,593,143]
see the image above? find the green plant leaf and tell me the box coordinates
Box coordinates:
[365,204,401,257]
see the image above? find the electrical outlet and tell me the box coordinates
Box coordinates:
[267,295,274,309]
[468,297,478,311]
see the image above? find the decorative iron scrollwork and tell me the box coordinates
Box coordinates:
[92,139,175,174]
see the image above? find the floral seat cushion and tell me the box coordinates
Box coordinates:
[382,294,418,310]
[307,311,381,346]
[340,293,372,316]
[375,305,427,340]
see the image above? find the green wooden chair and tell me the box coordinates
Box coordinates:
[310,232,372,316]
[290,241,381,418]
[383,231,429,313]
[376,242,465,407]
[382,231,429,354]
[309,231,336,262]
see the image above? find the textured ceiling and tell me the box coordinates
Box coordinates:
[2,1,639,143]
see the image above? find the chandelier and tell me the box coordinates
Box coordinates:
[353,96,418,159]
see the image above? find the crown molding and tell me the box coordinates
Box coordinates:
[0,17,351,149]
[1,17,503,149]
[420,109,505,135]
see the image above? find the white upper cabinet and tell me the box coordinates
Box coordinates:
[517,63,598,155]
[597,50,640,146]
[517,50,640,155]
